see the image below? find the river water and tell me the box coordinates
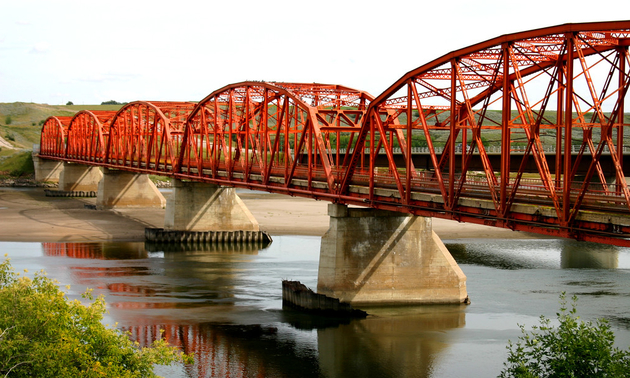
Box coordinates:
[3,236,630,378]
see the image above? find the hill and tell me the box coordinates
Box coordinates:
[0,102,122,152]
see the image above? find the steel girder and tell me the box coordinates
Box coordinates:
[39,116,72,158]
[339,21,630,245]
[36,22,630,246]
[105,101,196,174]
[177,81,373,193]
[64,110,117,163]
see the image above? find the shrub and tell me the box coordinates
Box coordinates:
[4,116,11,125]
[499,293,630,378]
[0,257,192,377]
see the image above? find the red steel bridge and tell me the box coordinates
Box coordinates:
[38,21,630,246]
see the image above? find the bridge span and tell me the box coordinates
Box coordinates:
[37,21,630,247]
[33,21,630,304]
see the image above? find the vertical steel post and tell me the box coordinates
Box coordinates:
[500,43,511,213]
[617,47,627,182]
[556,59,565,190]
[449,59,458,209]
[406,83,412,204]
[562,34,575,224]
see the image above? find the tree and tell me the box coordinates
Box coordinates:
[66,101,74,106]
[0,257,192,377]
[4,115,11,125]
[499,293,630,378]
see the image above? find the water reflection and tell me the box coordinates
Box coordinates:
[561,242,618,269]
[37,240,472,378]
[446,239,625,270]
[19,237,628,377]
[318,307,465,378]
[43,242,147,259]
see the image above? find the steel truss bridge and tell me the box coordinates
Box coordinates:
[39,21,630,246]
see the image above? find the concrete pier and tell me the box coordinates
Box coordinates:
[164,180,259,231]
[32,152,64,183]
[58,162,103,192]
[96,168,166,209]
[317,204,468,305]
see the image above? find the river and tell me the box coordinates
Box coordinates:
[3,236,630,377]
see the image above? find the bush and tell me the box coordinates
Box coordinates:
[499,293,630,378]
[4,116,11,125]
[0,257,192,377]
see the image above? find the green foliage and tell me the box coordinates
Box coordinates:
[499,293,630,378]
[0,151,34,177]
[101,100,127,106]
[0,257,193,377]
[4,132,14,142]
[4,116,11,125]
[66,101,74,106]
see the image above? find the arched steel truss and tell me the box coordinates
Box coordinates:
[39,116,72,157]
[65,110,117,163]
[338,21,630,243]
[106,101,196,174]
[177,82,373,193]
[37,21,630,245]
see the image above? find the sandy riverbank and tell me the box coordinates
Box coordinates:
[0,187,544,242]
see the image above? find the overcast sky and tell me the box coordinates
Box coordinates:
[1,0,628,105]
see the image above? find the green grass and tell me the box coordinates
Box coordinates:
[0,150,34,178]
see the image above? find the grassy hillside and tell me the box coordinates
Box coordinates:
[0,102,122,149]
[0,102,123,176]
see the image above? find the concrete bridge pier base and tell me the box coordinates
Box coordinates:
[58,162,103,192]
[317,204,468,305]
[164,179,259,231]
[96,168,166,209]
[32,153,63,183]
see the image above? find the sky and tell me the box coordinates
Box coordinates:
[0,0,628,105]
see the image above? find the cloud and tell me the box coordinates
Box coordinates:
[29,42,50,54]
[15,20,31,26]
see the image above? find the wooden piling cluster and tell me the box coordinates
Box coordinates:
[44,189,97,198]
[145,228,272,244]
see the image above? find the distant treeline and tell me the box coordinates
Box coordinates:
[100,100,128,105]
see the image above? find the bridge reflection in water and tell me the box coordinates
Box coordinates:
[41,241,466,378]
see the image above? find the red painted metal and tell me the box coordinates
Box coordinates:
[65,110,117,163]
[177,82,373,193]
[105,101,196,174]
[36,21,630,246]
[39,116,72,157]
[339,21,630,246]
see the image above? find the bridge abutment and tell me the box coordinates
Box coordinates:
[32,152,63,183]
[58,162,103,192]
[317,204,468,305]
[164,180,259,231]
[96,168,166,209]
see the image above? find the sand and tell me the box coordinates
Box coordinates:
[0,187,544,242]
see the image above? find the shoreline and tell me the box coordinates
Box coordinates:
[0,187,546,243]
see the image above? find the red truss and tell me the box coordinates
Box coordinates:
[39,116,72,157]
[65,110,117,163]
[37,21,630,246]
[177,81,373,193]
[105,101,196,174]
[340,21,630,245]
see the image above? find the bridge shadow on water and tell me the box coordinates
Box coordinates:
[39,240,467,378]
[446,239,623,270]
